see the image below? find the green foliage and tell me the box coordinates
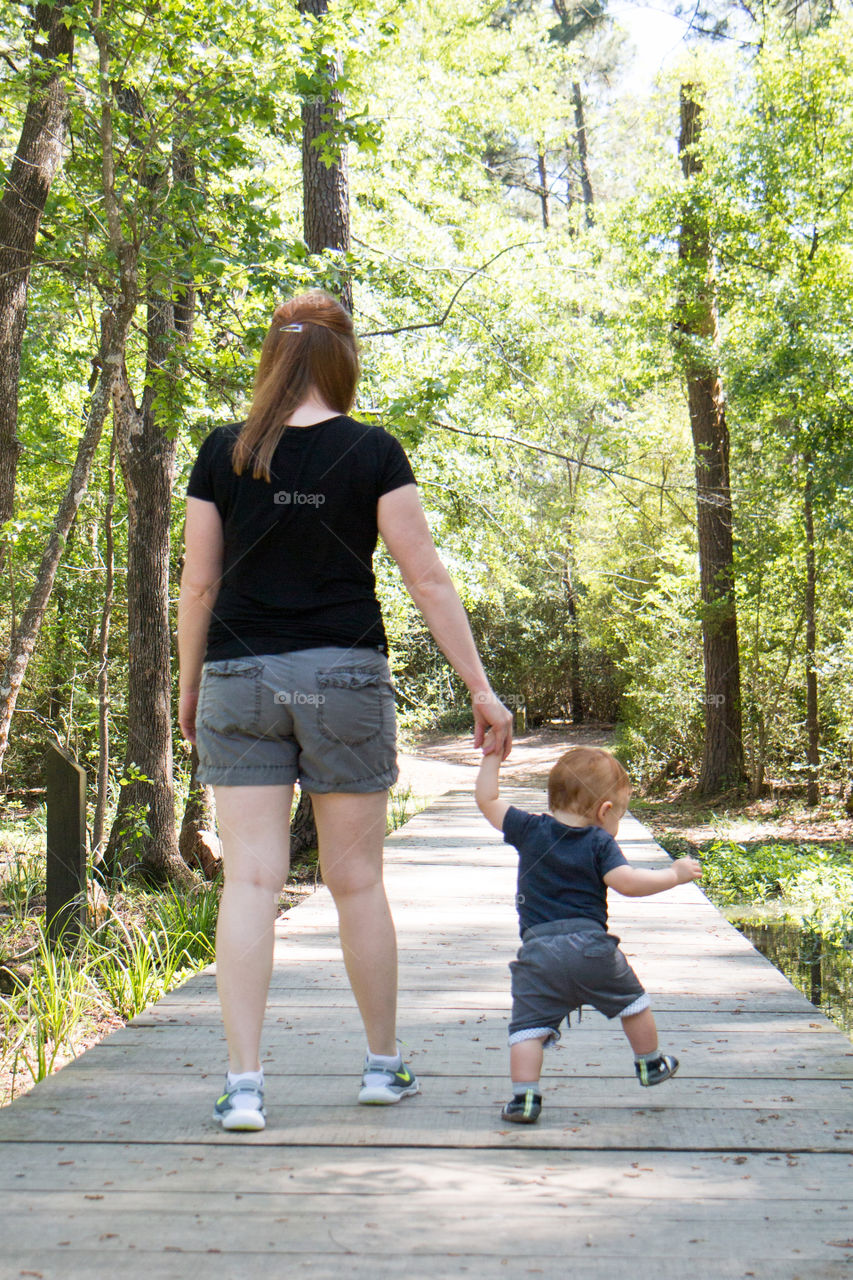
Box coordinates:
[0,861,221,1100]
[2,0,853,815]
[2,925,100,1086]
[0,852,45,920]
[692,838,853,949]
[697,838,824,904]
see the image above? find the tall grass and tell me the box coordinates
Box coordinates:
[0,872,221,1104]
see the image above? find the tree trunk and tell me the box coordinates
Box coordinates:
[562,438,589,723]
[537,146,550,229]
[563,557,583,724]
[179,748,221,879]
[101,80,198,885]
[91,423,116,864]
[103,296,190,885]
[803,450,819,806]
[0,260,137,775]
[571,82,594,229]
[290,788,320,865]
[46,515,76,730]
[677,85,744,795]
[0,3,75,578]
[298,0,352,313]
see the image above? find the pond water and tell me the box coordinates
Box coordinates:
[732,915,853,1042]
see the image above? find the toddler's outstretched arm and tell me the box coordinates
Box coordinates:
[604,856,702,898]
[476,729,511,831]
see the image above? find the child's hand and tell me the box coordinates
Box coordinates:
[482,728,501,758]
[673,856,702,883]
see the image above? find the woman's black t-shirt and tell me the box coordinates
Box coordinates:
[185,415,417,663]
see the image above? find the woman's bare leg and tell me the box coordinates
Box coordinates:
[213,783,293,1074]
[309,789,397,1056]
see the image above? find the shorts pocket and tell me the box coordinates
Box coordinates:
[315,665,393,748]
[198,659,264,735]
[578,932,618,960]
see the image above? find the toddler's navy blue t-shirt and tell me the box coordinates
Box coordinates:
[502,806,630,936]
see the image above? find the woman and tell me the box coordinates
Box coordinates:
[178,290,513,1131]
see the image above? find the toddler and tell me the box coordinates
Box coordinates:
[476,738,702,1124]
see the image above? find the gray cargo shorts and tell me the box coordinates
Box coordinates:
[194,646,399,792]
[507,917,649,1047]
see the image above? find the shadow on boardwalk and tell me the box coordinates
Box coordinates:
[2,770,853,1278]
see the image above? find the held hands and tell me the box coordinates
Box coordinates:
[673,856,703,884]
[472,689,513,759]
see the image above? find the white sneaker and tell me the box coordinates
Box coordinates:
[358,1058,420,1105]
[212,1079,266,1130]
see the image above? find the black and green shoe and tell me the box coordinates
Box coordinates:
[501,1089,542,1124]
[635,1053,679,1087]
[212,1079,266,1131]
[358,1058,420,1105]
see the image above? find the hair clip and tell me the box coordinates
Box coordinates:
[279,323,303,332]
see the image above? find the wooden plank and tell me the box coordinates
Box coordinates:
[149,977,822,1014]
[130,999,843,1035]
[3,782,853,1277]
[2,1066,850,1111]
[1,1143,849,1199]
[2,1094,852,1150]
[13,1040,850,1084]
[140,995,838,1031]
[45,1020,852,1073]
[4,1192,853,1258]
[2,1252,850,1280]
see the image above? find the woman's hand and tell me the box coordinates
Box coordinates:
[179,687,199,745]
[472,689,513,759]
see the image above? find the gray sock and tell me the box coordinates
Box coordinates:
[511,1080,542,1094]
[634,1050,662,1065]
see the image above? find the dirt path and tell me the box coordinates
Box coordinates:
[395,722,614,809]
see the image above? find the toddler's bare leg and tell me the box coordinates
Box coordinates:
[510,1036,547,1085]
[621,1007,658,1056]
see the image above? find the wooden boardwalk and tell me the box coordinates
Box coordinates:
[2,786,853,1279]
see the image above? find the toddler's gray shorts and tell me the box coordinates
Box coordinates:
[194,646,399,792]
[508,917,649,1046]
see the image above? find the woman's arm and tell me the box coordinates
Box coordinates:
[177,496,224,743]
[377,483,513,758]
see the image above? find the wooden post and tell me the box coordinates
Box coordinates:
[44,743,87,947]
[514,704,527,736]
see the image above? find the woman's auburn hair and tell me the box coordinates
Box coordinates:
[232,290,359,482]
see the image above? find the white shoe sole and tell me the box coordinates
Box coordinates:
[214,1107,266,1131]
[358,1081,420,1105]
